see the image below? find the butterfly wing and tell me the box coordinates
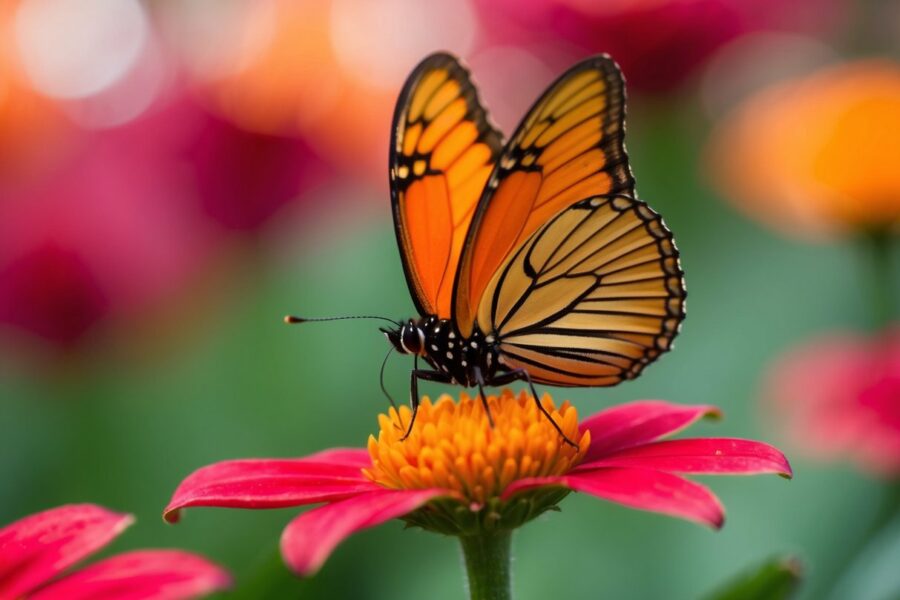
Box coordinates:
[453,54,685,385]
[390,53,503,318]
[453,55,635,336]
[481,195,684,386]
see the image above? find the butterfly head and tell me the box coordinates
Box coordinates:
[382,319,426,356]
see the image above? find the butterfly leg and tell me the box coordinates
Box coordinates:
[400,367,452,441]
[490,369,579,449]
[473,367,496,428]
[379,346,398,412]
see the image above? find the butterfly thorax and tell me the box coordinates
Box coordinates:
[383,317,502,387]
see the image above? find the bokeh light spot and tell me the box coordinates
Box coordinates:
[330,0,478,90]
[14,0,147,100]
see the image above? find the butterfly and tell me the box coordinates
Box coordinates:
[314,52,685,440]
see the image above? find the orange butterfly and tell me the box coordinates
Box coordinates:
[376,52,686,438]
[295,53,685,440]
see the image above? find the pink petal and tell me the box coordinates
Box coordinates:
[165,458,380,523]
[582,400,721,461]
[0,504,132,598]
[304,448,372,467]
[581,438,793,477]
[503,468,725,529]
[280,488,445,576]
[28,550,231,600]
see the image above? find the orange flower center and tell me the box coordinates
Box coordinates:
[364,389,590,506]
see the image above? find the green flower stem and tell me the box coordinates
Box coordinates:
[862,229,895,329]
[459,531,513,600]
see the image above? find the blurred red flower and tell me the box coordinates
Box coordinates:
[474,0,842,94]
[0,504,229,599]
[764,327,900,476]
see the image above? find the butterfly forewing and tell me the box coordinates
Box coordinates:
[485,195,685,386]
[453,55,635,337]
[390,53,503,318]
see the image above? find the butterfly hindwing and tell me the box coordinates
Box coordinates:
[453,55,634,337]
[482,194,685,386]
[390,53,503,318]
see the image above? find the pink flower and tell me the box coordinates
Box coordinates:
[0,94,328,349]
[182,109,331,233]
[165,391,791,577]
[473,0,844,94]
[0,102,218,348]
[764,327,900,476]
[0,242,109,345]
[0,504,230,599]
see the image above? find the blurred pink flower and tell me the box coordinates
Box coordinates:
[0,504,229,599]
[0,106,215,347]
[165,393,790,577]
[475,0,843,94]
[764,327,900,476]
[183,110,330,232]
[0,243,109,345]
[0,95,328,348]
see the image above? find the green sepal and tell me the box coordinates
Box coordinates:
[401,487,571,535]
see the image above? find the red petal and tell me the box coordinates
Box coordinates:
[0,504,132,598]
[582,438,793,477]
[503,469,725,528]
[581,401,721,460]
[280,488,444,576]
[28,550,231,600]
[165,458,380,523]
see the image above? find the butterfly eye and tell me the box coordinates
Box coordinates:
[401,325,425,355]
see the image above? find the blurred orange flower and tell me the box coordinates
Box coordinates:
[706,60,900,237]
[0,2,71,183]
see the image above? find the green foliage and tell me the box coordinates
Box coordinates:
[707,558,803,600]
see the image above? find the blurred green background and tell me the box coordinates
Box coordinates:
[1,0,898,598]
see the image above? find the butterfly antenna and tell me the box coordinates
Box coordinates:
[284,315,401,327]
